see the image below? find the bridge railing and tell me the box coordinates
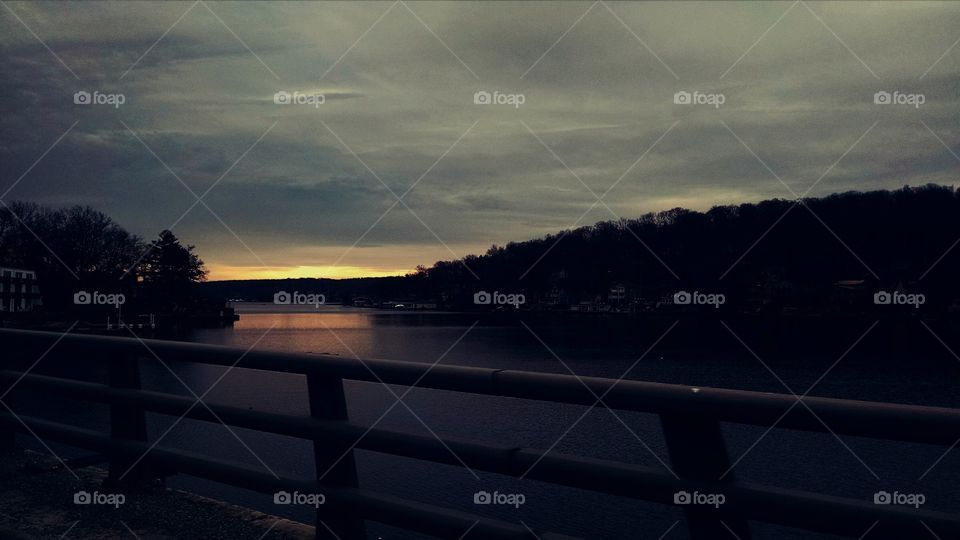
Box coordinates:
[1,328,959,540]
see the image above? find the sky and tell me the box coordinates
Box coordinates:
[1,1,958,280]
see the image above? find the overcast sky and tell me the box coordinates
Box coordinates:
[1,1,958,279]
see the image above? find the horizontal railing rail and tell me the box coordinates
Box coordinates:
[1,328,959,539]
[3,328,960,445]
[0,414,580,540]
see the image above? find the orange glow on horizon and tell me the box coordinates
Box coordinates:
[206,264,413,281]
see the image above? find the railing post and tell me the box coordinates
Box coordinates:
[0,400,14,451]
[661,414,751,540]
[0,429,12,452]
[0,346,19,452]
[307,373,366,540]
[105,353,150,488]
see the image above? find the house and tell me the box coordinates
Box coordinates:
[0,267,42,312]
[608,283,627,303]
[542,286,568,306]
[829,278,875,311]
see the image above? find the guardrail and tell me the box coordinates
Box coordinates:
[1,328,958,539]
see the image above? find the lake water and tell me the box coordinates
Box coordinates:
[13,305,960,539]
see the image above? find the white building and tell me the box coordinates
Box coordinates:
[0,267,42,312]
[608,283,627,302]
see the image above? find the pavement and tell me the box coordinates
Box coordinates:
[0,449,314,540]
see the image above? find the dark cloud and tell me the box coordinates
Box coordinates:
[1,1,959,277]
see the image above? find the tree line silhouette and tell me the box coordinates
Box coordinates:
[408,184,959,311]
[5,185,960,316]
[0,202,206,316]
[204,184,960,314]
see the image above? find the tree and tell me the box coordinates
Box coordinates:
[0,203,144,279]
[0,202,145,308]
[140,230,207,312]
[409,184,960,311]
[141,230,207,285]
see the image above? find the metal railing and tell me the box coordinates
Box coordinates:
[1,328,959,539]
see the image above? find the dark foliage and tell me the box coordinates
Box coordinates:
[203,185,960,313]
[0,205,208,316]
[139,230,208,313]
[0,202,144,309]
[410,184,960,310]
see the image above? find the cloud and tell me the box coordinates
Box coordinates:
[1,1,958,278]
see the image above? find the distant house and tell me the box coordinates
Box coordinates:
[542,269,570,308]
[386,300,437,310]
[834,279,866,290]
[746,269,795,309]
[0,267,42,312]
[570,295,606,312]
[608,283,627,303]
[830,278,872,310]
[543,286,567,306]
